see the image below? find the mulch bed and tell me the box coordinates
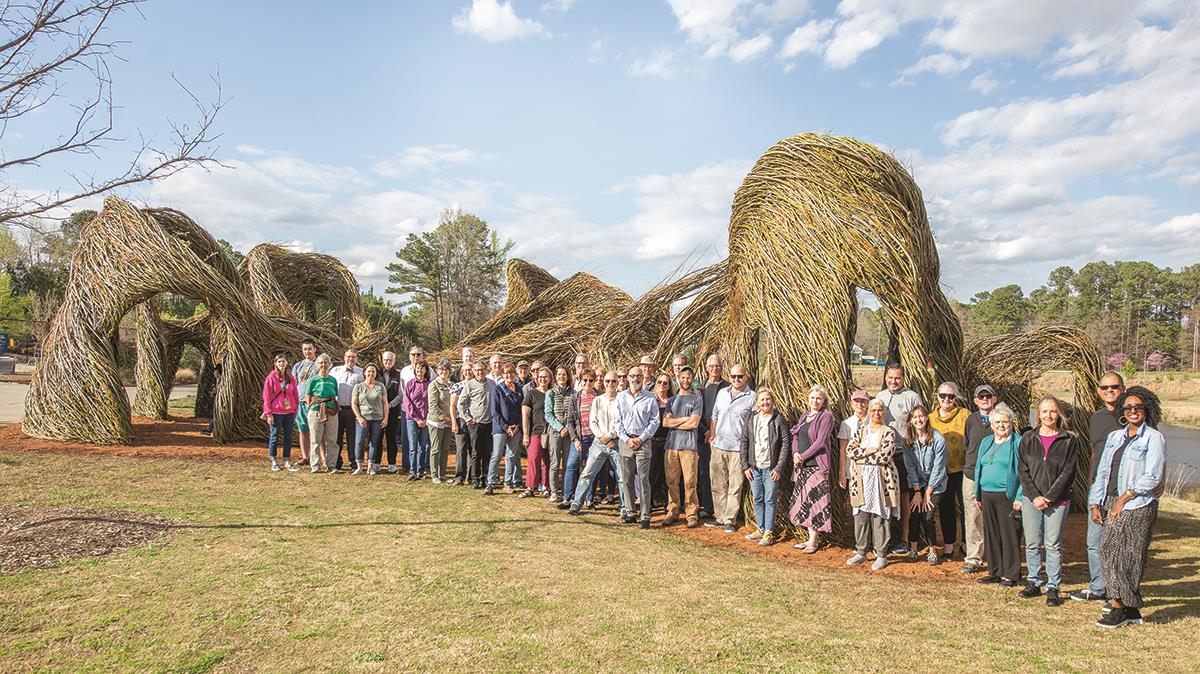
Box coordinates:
[0,416,264,460]
[0,505,173,572]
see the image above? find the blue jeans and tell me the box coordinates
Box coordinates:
[355,418,383,465]
[1086,513,1107,595]
[268,413,295,460]
[574,438,624,508]
[562,434,591,502]
[1021,497,1068,590]
[406,419,430,473]
[489,432,523,488]
[749,467,779,534]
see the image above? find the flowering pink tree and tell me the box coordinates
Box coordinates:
[1107,353,1130,368]
[1144,351,1174,371]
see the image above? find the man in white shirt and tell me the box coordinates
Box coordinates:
[614,365,660,528]
[487,354,502,382]
[291,339,319,467]
[707,363,756,534]
[330,349,364,471]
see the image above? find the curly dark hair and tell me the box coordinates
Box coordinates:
[1117,386,1162,429]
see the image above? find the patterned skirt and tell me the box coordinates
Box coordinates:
[1100,499,1158,608]
[788,465,832,533]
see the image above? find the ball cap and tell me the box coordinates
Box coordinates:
[974,384,996,397]
[850,389,870,401]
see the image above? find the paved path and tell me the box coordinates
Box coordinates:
[0,383,196,425]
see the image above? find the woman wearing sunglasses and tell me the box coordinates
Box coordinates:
[650,374,673,510]
[1088,386,1166,629]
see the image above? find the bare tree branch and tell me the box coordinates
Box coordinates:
[0,0,223,227]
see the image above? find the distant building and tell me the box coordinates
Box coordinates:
[850,344,864,364]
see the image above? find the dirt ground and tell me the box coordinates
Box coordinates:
[0,416,1101,583]
[0,504,173,572]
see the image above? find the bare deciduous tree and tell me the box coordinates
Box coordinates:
[0,0,223,227]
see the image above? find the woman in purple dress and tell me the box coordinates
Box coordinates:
[788,385,836,552]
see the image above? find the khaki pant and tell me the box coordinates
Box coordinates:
[665,448,700,523]
[308,408,338,469]
[709,448,745,525]
[963,474,986,565]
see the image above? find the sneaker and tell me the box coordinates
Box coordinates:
[686,521,699,529]
[698,509,713,519]
[1125,607,1144,624]
[1069,589,1107,602]
[960,562,982,574]
[723,523,736,534]
[271,464,281,472]
[567,506,581,516]
[1046,589,1062,607]
[890,542,910,554]
[286,464,300,473]
[326,468,337,474]
[846,553,867,565]
[310,465,320,473]
[368,468,379,475]
[927,552,941,566]
[556,501,571,510]
[745,530,763,542]
[977,576,1002,584]
[1096,607,1129,629]
[432,477,442,484]
[407,473,419,481]
[871,557,889,571]
[999,579,1017,588]
[1019,583,1042,599]
[351,467,362,476]
[905,550,918,562]
[387,465,400,474]
[661,517,678,528]
[622,515,636,524]
[639,519,651,529]
[759,532,776,547]
[484,486,495,495]
[703,521,723,528]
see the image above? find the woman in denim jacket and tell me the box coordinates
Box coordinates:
[1088,386,1166,629]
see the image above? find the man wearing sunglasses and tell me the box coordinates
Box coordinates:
[961,383,998,574]
[611,366,659,527]
[708,364,756,534]
[1070,371,1125,603]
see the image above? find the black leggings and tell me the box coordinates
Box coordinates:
[939,471,963,546]
[910,492,942,551]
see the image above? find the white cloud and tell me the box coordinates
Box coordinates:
[779,18,833,58]
[612,159,751,260]
[587,37,609,64]
[630,48,681,79]
[893,53,971,85]
[968,71,998,95]
[452,0,549,42]
[750,0,810,23]
[729,33,773,63]
[372,145,484,177]
[540,0,576,11]
[666,0,746,57]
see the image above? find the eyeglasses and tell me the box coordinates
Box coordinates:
[618,374,627,379]
[975,393,993,399]
[731,374,746,379]
[657,380,670,386]
[937,393,956,400]
[1122,403,1146,412]
[583,378,594,383]
[410,352,423,357]
[1099,385,1123,392]
[603,379,617,383]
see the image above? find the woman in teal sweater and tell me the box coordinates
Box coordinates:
[974,403,1023,586]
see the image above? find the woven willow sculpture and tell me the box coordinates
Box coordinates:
[24,196,407,444]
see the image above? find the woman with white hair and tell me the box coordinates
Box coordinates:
[974,402,1024,586]
[303,353,340,473]
[787,385,836,553]
[845,398,901,570]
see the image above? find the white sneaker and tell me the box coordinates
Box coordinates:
[310,465,320,473]
[270,463,281,472]
[351,467,362,476]
[846,553,867,565]
[872,557,889,571]
[432,477,443,484]
[387,465,399,474]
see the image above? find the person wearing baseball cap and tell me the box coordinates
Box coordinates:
[836,389,872,491]
[961,383,998,573]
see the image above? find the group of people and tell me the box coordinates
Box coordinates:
[259,345,1166,629]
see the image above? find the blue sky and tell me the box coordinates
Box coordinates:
[8,0,1200,302]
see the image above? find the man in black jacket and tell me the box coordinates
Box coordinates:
[379,351,405,474]
[960,383,997,574]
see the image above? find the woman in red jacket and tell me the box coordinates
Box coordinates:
[262,353,300,472]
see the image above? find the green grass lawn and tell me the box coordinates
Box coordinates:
[2,449,1198,672]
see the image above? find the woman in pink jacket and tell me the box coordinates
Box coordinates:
[262,353,300,472]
